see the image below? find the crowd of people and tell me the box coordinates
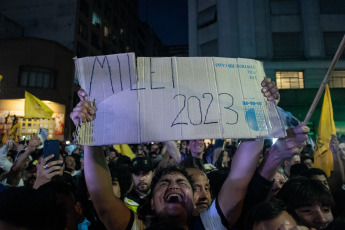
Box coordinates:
[0,78,345,230]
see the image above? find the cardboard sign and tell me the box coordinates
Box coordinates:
[74,53,286,145]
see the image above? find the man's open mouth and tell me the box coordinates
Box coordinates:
[165,193,183,203]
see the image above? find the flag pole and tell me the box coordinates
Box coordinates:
[303,34,345,125]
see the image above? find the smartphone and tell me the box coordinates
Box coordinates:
[43,140,62,166]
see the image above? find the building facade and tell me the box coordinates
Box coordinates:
[0,0,168,141]
[188,0,345,137]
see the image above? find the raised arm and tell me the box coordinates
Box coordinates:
[258,125,310,181]
[164,141,182,164]
[218,77,281,226]
[218,139,264,226]
[328,135,345,190]
[0,140,14,172]
[5,136,40,186]
[70,89,131,230]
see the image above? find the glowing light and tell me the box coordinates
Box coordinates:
[65,141,70,145]
[272,138,278,144]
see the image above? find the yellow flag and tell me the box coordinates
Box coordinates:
[2,133,7,144]
[9,122,19,142]
[314,84,336,177]
[25,91,54,118]
[113,144,135,159]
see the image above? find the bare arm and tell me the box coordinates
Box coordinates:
[258,125,310,181]
[70,89,132,230]
[6,136,40,186]
[84,146,131,229]
[218,139,264,226]
[328,135,345,189]
[164,141,182,164]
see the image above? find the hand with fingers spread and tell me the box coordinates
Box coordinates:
[261,78,280,102]
[70,89,96,126]
[33,154,64,189]
[258,124,310,181]
[270,125,310,161]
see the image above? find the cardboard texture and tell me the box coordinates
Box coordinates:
[74,53,286,145]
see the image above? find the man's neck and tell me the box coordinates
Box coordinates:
[135,188,151,199]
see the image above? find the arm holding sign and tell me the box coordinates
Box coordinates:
[217,78,280,226]
[70,89,132,230]
[217,79,307,227]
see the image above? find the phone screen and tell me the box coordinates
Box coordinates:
[43,140,61,165]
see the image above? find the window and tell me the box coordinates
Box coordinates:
[80,0,89,18]
[197,6,217,29]
[323,32,345,59]
[200,39,218,56]
[270,0,299,15]
[272,33,304,58]
[329,70,345,88]
[320,0,345,14]
[91,32,100,48]
[92,12,101,28]
[77,42,89,57]
[19,66,55,89]
[276,71,304,89]
[78,20,88,40]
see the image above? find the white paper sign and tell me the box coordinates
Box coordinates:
[74,53,286,145]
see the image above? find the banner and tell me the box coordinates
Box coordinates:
[25,91,54,118]
[113,144,136,159]
[74,53,286,145]
[314,84,336,177]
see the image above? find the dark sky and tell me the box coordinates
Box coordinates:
[138,0,188,45]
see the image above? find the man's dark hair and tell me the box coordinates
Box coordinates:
[301,154,314,163]
[207,168,229,199]
[109,165,132,199]
[301,167,327,179]
[276,176,335,212]
[180,156,205,172]
[290,163,308,178]
[151,165,194,192]
[244,198,288,230]
[300,144,314,156]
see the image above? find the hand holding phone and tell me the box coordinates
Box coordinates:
[33,154,64,189]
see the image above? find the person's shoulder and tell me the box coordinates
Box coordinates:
[129,211,145,230]
[199,199,229,230]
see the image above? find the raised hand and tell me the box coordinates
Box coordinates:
[33,154,64,189]
[261,78,280,102]
[70,89,95,126]
[270,125,310,161]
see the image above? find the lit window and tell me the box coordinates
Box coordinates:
[104,26,109,37]
[276,71,304,89]
[92,12,101,27]
[329,70,345,88]
[19,66,55,89]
